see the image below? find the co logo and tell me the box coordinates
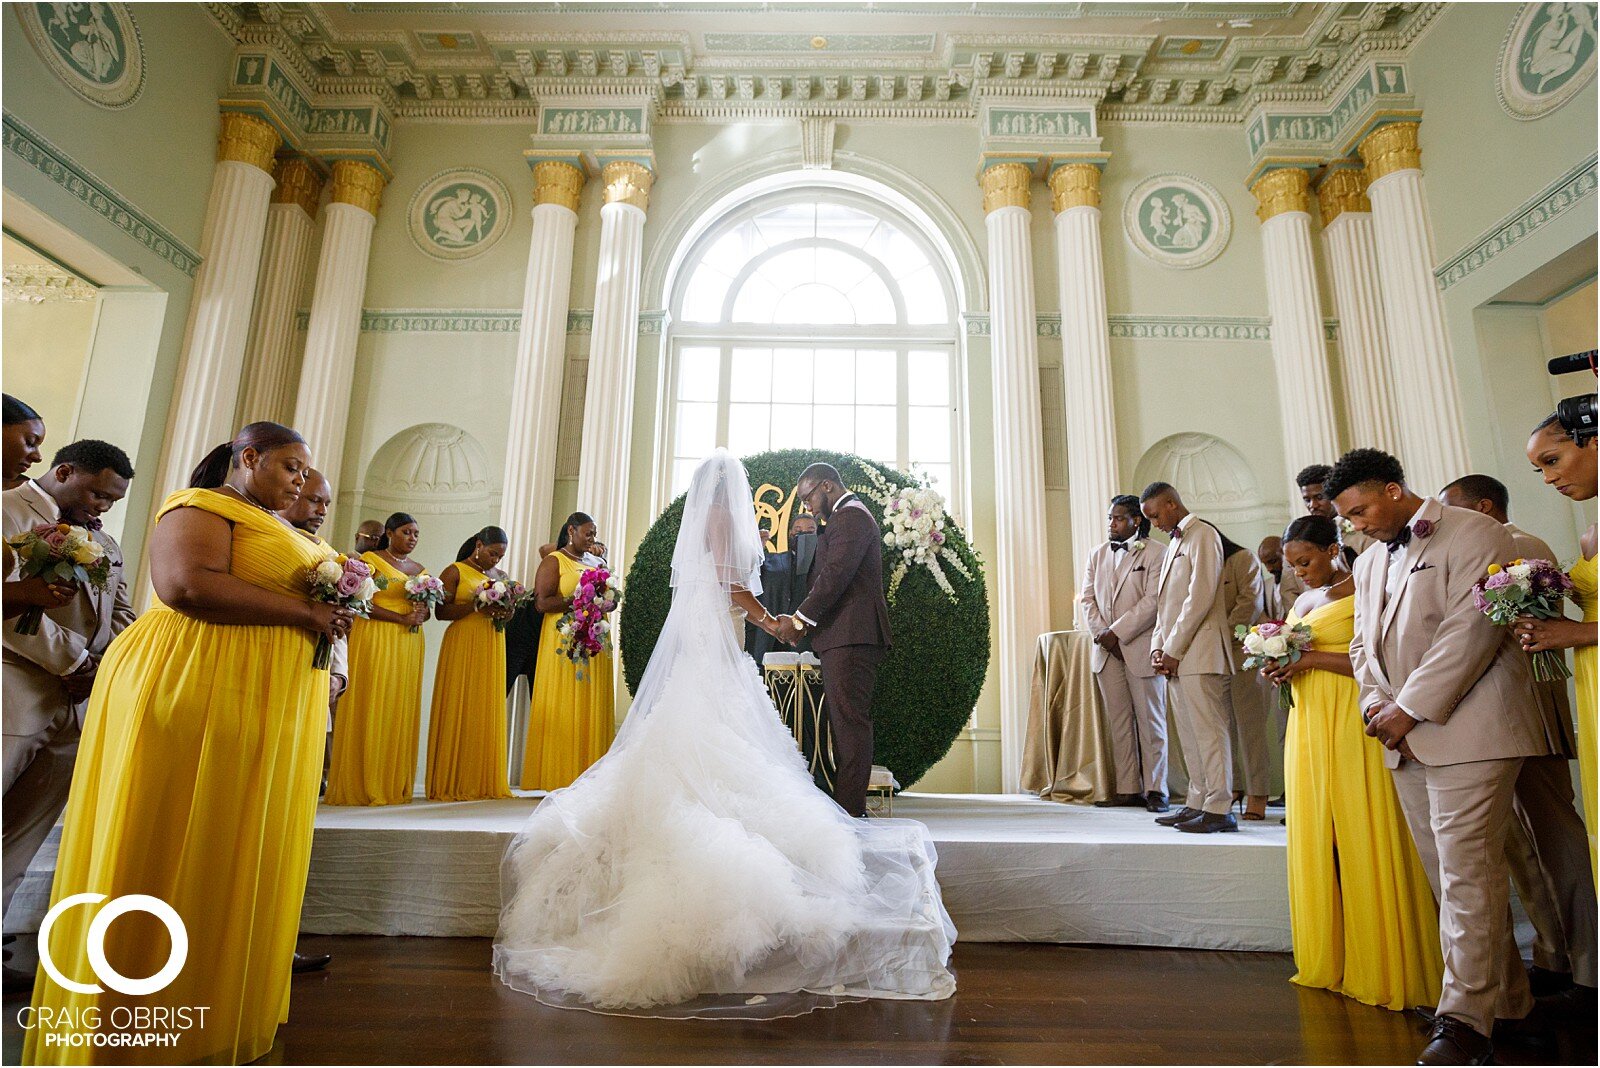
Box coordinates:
[38,894,187,996]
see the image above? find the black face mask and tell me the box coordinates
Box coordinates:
[791,531,818,574]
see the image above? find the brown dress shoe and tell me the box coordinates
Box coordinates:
[1416,1016,1492,1065]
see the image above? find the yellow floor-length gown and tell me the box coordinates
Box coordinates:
[1284,595,1443,1011]
[24,489,335,1066]
[1571,551,1597,880]
[520,551,615,790]
[425,560,511,801]
[325,552,428,805]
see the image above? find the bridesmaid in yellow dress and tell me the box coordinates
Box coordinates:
[1266,515,1443,1012]
[521,512,616,790]
[327,512,432,805]
[24,423,355,1065]
[426,525,514,801]
[1521,413,1599,878]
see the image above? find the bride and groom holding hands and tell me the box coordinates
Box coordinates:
[492,452,955,1018]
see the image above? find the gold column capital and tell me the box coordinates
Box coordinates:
[1048,164,1101,212]
[1316,166,1371,226]
[1359,121,1422,183]
[270,156,324,218]
[217,112,280,172]
[1251,167,1312,223]
[328,160,386,216]
[981,163,1032,213]
[533,160,586,212]
[600,161,654,211]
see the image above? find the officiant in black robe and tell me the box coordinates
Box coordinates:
[745,514,818,661]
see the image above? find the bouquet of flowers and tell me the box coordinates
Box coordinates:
[555,566,621,681]
[402,574,446,632]
[1235,613,1315,713]
[474,578,532,633]
[308,556,385,669]
[859,467,975,604]
[5,522,110,635]
[1473,558,1574,682]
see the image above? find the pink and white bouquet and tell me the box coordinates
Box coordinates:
[1474,558,1574,682]
[1236,613,1315,713]
[402,573,446,632]
[859,467,975,604]
[475,578,532,633]
[308,555,386,669]
[5,522,111,635]
[555,566,621,681]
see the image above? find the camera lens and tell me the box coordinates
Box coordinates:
[1557,393,1598,443]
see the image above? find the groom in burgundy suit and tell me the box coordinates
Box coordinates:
[775,463,892,817]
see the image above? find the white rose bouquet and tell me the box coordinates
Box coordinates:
[308,555,386,669]
[1235,612,1314,713]
[858,468,974,604]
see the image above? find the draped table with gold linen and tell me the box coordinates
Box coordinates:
[1020,630,1114,803]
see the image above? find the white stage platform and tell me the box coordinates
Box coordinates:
[295,793,1292,952]
[5,794,1291,952]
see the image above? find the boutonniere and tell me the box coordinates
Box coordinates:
[1413,518,1435,539]
[1129,538,1146,552]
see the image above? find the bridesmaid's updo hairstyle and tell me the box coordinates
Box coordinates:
[2,394,42,425]
[455,525,510,562]
[1283,514,1357,568]
[555,511,594,551]
[189,422,306,489]
[376,512,418,552]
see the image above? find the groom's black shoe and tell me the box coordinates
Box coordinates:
[1144,791,1170,813]
[1176,812,1238,834]
[292,951,332,974]
[1094,793,1145,808]
[1155,806,1200,826]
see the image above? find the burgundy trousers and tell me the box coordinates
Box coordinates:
[818,644,887,817]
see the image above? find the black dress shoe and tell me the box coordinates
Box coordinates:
[1417,1015,1492,1065]
[1155,806,1200,826]
[1527,964,1575,998]
[1176,812,1239,834]
[1094,793,1145,808]
[2,963,33,995]
[1145,791,1169,813]
[292,951,332,974]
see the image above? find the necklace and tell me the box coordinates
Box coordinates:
[561,545,583,561]
[1320,572,1353,593]
[235,483,275,514]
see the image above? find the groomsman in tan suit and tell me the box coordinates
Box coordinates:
[1297,463,1377,555]
[1215,528,1271,819]
[2,441,135,984]
[1140,482,1237,834]
[1257,536,1309,618]
[1080,495,1168,812]
[1332,449,1553,1065]
[1440,474,1596,1001]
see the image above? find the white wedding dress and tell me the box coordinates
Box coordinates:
[493,450,956,1019]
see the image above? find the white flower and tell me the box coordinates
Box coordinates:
[1243,631,1265,655]
[1262,635,1290,659]
[71,538,106,565]
[357,578,379,601]
[314,560,343,585]
[1508,562,1533,582]
[1128,538,1145,552]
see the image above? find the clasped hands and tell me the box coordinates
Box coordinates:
[1363,699,1418,760]
[768,614,806,646]
[1094,628,1123,662]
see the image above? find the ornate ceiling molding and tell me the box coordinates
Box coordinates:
[3,262,98,304]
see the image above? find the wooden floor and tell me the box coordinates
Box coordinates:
[12,936,1590,1065]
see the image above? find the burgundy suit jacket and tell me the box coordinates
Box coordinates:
[794,495,892,653]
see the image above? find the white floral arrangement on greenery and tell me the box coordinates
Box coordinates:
[856,467,974,604]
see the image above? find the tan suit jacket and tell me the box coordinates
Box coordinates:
[1504,522,1578,758]
[1080,539,1165,677]
[1221,548,1268,637]
[1349,499,1553,767]
[1151,515,1233,676]
[2,485,135,734]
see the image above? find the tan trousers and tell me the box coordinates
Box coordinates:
[1506,754,1597,985]
[1093,659,1168,796]
[2,706,79,914]
[1227,668,1272,797]
[1170,673,1233,815]
[1390,757,1531,1037]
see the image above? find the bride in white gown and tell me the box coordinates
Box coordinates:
[493,450,956,1018]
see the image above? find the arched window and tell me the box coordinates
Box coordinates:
[663,187,961,505]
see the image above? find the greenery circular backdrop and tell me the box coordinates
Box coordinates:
[619,450,990,789]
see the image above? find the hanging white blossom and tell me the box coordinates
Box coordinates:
[854,467,974,604]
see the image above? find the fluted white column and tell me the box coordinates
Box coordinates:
[150,112,280,505]
[237,156,321,427]
[1359,121,1470,492]
[1048,162,1120,611]
[500,160,585,583]
[1252,168,1342,496]
[1317,167,1405,457]
[982,163,1053,794]
[292,160,385,498]
[575,161,653,576]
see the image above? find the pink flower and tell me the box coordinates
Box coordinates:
[1484,572,1515,591]
[335,570,365,597]
[38,526,68,549]
[1472,586,1491,613]
[1413,519,1434,538]
[1257,621,1283,639]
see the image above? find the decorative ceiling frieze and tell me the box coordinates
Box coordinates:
[205,2,1441,126]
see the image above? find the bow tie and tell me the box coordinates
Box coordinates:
[1386,526,1412,553]
[1109,541,1129,553]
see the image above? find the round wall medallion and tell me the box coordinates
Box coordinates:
[407,168,512,261]
[16,2,144,109]
[1123,174,1231,270]
[1497,3,1597,120]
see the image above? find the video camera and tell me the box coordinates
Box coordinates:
[1548,350,1598,446]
